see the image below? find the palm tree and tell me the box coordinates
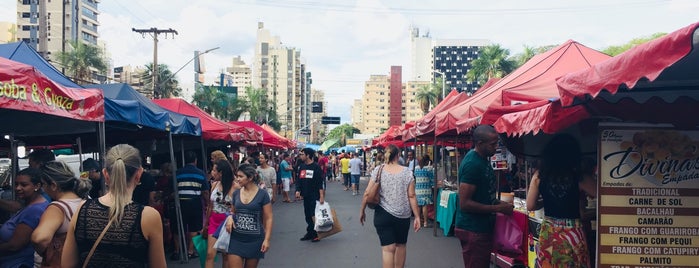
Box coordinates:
[514,45,537,67]
[192,83,241,120]
[56,40,107,84]
[415,84,437,115]
[432,77,445,103]
[465,44,516,86]
[142,63,181,98]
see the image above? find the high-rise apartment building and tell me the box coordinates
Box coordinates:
[410,27,490,94]
[253,22,311,138]
[310,89,327,143]
[113,65,148,97]
[224,56,253,99]
[351,99,363,131]
[0,22,17,43]
[355,66,422,135]
[433,39,490,94]
[16,0,100,63]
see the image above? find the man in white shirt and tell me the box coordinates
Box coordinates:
[348,153,363,196]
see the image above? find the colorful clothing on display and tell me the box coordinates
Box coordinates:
[536,217,590,268]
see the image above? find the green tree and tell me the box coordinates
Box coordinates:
[142,63,181,98]
[465,44,516,86]
[432,77,446,103]
[602,33,666,56]
[415,84,437,115]
[324,124,360,147]
[56,40,107,84]
[192,83,241,120]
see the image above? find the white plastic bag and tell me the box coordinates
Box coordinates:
[314,201,333,232]
[213,216,231,253]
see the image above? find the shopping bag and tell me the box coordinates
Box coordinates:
[493,212,523,257]
[192,234,208,268]
[314,201,334,232]
[317,208,342,240]
[213,217,231,253]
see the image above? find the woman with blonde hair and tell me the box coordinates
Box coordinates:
[32,161,92,267]
[62,144,166,268]
[360,144,421,268]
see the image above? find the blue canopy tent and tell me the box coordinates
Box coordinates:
[0,42,82,88]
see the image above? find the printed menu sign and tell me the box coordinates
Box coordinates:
[598,127,699,268]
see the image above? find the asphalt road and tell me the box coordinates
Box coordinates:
[168,175,464,268]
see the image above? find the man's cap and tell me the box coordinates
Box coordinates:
[82,158,101,171]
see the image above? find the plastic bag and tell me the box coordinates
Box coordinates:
[314,201,333,232]
[213,216,231,253]
[192,234,208,268]
[493,212,523,257]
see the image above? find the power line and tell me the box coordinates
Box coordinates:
[132,28,179,98]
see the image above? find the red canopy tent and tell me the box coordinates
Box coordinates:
[433,78,501,137]
[403,89,469,141]
[372,125,404,148]
[233,120,292,149]
[452,40,610,134]
[0,57,104,136]
[495,21,699,136]
[261,124,295,148]
[153,98,260,142]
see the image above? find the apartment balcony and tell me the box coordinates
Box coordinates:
[82,23,98,34]
[81,9,98,22]
[82,0,99,12]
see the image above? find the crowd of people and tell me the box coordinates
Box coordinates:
[0,132,598,268]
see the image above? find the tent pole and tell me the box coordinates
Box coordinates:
[433,133,438,237]
[9,134,17,201]
[98,122,106,196]
[180,140,185,167]
[200,137,208,175]
[169,130,188,263]
[76,137,83,171]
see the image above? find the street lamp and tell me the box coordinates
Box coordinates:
[433,70,446,100]
[158,47,220,91]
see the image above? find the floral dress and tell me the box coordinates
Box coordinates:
[413,165,434,206]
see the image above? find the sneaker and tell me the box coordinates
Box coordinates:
[300,234,313,241]
[311,236,320,242]
[352,191,357,196]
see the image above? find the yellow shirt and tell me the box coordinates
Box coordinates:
[340,158,351,174]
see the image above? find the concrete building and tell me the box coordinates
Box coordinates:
[360,74,390,134]
[16,0,100,62]
[351,99,363,131]
[224,56,253,99]
[253,22,311,139]
[403,80,429,121]
[0,22,17,43]
[112,65,149,97]
[410,27,490,94]
[310,88,327,144]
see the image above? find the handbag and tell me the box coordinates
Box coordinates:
[41,201,73,268]
[82,216,115,268]
[493,212,524,257]
[364,164,384,209]
[213,216,231,253]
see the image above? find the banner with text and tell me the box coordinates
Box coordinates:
[0,57,104,121]
[598,126,699,268]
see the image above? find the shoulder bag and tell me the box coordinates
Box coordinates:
[41,200,73,268]
[364,164,384,209]
[82,216,115,268]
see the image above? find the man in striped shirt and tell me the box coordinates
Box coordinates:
[171,151,209,260]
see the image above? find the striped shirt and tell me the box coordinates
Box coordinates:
[176,164,208,199]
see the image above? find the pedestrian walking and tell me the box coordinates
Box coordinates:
[225,163,273,268]
[279,153,293,203]
[349,153,363,195]
[204,159,236,268]
[359,144,421,268]
[340,154,351,191]
[294,148,325,242]
[413,155,434,228]
[171,151,210,260]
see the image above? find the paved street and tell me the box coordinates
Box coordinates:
[168,175,463,267]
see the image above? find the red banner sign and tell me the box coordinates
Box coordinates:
[0,57,103,122]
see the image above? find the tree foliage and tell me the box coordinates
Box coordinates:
[465,44,516,86]
[602,33,666,56]
[324,124,360,147]
[192,83,239,120]
[56,40,107,84]
[142,63,181,98]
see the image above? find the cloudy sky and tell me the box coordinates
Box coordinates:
[1,0,698,125]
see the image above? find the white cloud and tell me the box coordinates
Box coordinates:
[1,0,698,129]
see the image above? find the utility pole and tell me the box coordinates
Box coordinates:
[132,28,178,98]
